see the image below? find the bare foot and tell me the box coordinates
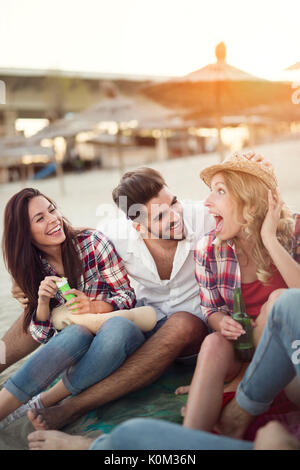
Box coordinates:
[27,405,71,430]
[28,430,94,450]
[27,410,49,430]
[175,385,190,395]
[216,397,255,438]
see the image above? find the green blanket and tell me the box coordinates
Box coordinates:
[0,363,193,450]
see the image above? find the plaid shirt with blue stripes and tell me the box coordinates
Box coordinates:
[30,230,136,344]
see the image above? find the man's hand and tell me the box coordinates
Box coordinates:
[11,279,29,307]
[254,421,300,450]
[243,151,273,169]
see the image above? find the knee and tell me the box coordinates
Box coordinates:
[98,316,144,346]
[60,324,93,343]
[166,311,206,340]
[198,332,232,364]
[270,288,300,321]
[268,288,287,306]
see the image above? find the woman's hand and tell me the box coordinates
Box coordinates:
[220,315,245,341]
[38,276,61,305]
[11,280,29,307]
[65,289,95,314]
[261,188,284,247]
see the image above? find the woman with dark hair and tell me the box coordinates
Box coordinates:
[0,188,144,428]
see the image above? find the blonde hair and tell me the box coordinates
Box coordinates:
[214,170,295,283]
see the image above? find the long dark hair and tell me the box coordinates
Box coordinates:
[2,188,85,332]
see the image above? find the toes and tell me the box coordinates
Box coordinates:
[27,410,49,430]
[175,386,190,395]
[28,430,47,441]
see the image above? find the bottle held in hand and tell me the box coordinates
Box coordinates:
[232,287,255,362]
[56,277,76,301]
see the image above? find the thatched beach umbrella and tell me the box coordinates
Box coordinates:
[0,135,54,183]
[143,42,289,160]
[30,88,188,171]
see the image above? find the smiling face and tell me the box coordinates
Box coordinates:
[204,172,245,241]
[28,196,66,249]
[136,186,185,240]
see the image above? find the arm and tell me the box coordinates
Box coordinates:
[261,190,300,288]
[93,232,136,311]
[29,276,61,344]
[64,232,135,314]
[195,238,244,339]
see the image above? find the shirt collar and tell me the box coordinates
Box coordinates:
[212,236,236,250]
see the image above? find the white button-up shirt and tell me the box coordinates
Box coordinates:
[98,201,215,322]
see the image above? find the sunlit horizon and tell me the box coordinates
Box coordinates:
[1,0,300,81]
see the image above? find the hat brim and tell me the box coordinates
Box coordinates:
[200,161,277,191]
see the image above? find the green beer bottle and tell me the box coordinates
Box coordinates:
[232,287,255,362]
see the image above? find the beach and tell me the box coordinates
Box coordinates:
[0,136,300,389]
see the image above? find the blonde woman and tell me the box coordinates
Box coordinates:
[176,152,300,432]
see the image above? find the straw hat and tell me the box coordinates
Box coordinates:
[200,152,277,191]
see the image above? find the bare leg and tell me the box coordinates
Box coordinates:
[183,332,242,431]
[0,388,23,420]
[0,312,39,374]
[28,430,93,450]
[218,288,290,439]
[28,312,208,430]
[40,380,71,408]
[283,377,300,409]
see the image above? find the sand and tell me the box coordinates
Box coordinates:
[0,137,299,447]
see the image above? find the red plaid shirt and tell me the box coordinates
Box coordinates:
[30,230,136,343]
[195,214,300,323]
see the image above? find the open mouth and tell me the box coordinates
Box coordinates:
[46,224,62,236]
[213,215,224,233]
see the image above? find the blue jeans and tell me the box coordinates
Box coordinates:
[4,317,145,402]
[88,418,253,450]
[237,288,300,415]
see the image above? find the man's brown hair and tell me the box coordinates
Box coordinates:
[112,167,166,220]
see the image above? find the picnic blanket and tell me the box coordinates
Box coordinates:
[0,363,193,450]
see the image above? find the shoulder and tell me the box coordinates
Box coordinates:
[75,229,113,252]
[96,216,136,259]
[195,230,217,262]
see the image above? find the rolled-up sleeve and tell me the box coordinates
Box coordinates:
[29,312,56,344]
[93,232,136,310]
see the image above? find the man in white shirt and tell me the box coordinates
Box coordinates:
[19,167,213,430]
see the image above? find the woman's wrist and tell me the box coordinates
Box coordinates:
[262,234,279,251]
[36,298,51,321]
